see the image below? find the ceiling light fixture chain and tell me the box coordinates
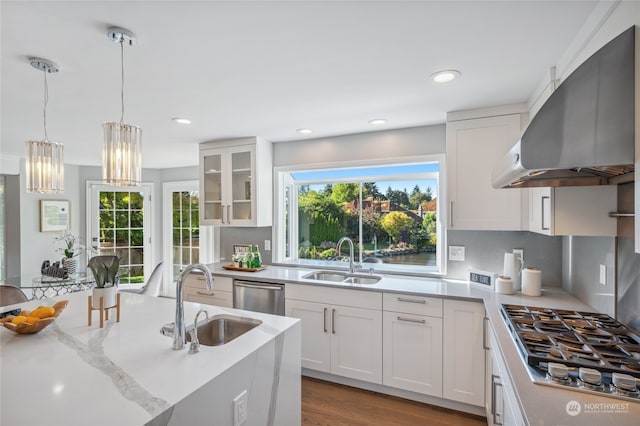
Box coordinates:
[43,68,49,141]
[120,39,125,123]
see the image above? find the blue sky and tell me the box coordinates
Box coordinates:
[292,164,439,197]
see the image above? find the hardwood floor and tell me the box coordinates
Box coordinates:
[302,377,487,426]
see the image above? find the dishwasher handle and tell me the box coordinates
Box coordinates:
[233,281,283,292]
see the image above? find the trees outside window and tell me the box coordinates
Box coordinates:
[290,163,440,270]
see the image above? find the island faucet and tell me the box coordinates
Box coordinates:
[336,237,360,274]
[173,264,214,350]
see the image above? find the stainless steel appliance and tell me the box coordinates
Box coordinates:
[492,26,635,189]
[501,304,640,402]
[233,279,285,316]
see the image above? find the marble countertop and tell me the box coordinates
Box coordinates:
[0,291,299,426]
[209,263,640,425]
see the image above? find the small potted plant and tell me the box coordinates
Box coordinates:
[54,231,81,276]
[88,255,120,309]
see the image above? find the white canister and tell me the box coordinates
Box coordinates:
[495,276,514,295]
[522,267,542,296]
[503,253,521,291]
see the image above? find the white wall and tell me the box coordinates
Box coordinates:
[18,161,82,276]
[273,125,445,167]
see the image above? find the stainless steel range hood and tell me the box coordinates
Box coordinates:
[492,26,635,189]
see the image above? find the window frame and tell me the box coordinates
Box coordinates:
[273,155,446,276]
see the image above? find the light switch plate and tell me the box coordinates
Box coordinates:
[599,264,606,286]
[449,245,465,261]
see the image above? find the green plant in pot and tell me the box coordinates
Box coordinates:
[88,255,120,309]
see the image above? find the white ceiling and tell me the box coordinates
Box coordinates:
[1,1,599,169]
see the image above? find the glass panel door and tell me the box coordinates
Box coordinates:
[202,152,223,222]
[231,148,252,221]
[88,183,152,289]
[171,189,200,281]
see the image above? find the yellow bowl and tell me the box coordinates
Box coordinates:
[0,300,68,334]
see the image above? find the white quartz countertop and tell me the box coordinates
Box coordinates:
[0,291,299,426]
[210,263,640,425]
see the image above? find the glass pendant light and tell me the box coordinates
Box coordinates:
[25,58,64,194]
[102,27,142,186]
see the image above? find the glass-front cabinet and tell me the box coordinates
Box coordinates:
[199,137,272,227]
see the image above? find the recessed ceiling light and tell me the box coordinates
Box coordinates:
[431,70,461,83]
[297,128,313,134]
[172,117,191,125]
[368,119,387,126]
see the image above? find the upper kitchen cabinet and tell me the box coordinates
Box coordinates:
[529,186,617,236]
[446,111,527,230]
[199,137,273,227]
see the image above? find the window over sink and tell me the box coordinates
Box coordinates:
[274,158,444,274]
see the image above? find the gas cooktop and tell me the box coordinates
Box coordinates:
[500,304,640,402]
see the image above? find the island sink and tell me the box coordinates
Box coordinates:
[302,270,382,285]
[161,314,262,347]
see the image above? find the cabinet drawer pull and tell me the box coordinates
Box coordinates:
[397,297,426,304]
[332,309,336,334]
[397,316,426,324]
[323,307,328,333]
[196,291,215,296]
[483,317,489,350]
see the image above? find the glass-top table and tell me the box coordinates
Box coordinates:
[1,274,95,300]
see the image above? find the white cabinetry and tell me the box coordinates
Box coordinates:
[442,299,485,406]
[486,325,526,426]
[529,186,617,236]
[446,113,526,230]
[199,137,272,226]
[382,293,443,397]
[183,274,233,308]
[285,284,382,384]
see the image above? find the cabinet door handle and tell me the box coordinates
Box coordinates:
[492,375,504,426]
[541,196,550,230]
[450,201,454,228]
[397,297,426,304]
[227,205,231,223]
[483,317,489,350]
[196,291,215,296]
[332,308,336,334]
[397,316,426,324]
[323,307,328,333]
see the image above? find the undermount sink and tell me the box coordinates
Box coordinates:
[188,315,262,346]
[302,271,348,282]
[302,270,382,285]
[161,314,262,347]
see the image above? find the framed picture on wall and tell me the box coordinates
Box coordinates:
[40,200,70,232]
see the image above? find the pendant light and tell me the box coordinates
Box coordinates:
[25,58,64,193]
[102,27,142,186]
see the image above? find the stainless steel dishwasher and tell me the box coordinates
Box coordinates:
[233,279,285,316]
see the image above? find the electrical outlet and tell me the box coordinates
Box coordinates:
[599,264,607,286]
[448,245,465,261]
[233,390,248,426]
[264,240,271,251]
[513,248,524,266]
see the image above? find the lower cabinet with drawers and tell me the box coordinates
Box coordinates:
[382,293,443,397]
[183,274,233,308]
[285,283,486,412]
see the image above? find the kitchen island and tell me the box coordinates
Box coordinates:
[0,291,301,426]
